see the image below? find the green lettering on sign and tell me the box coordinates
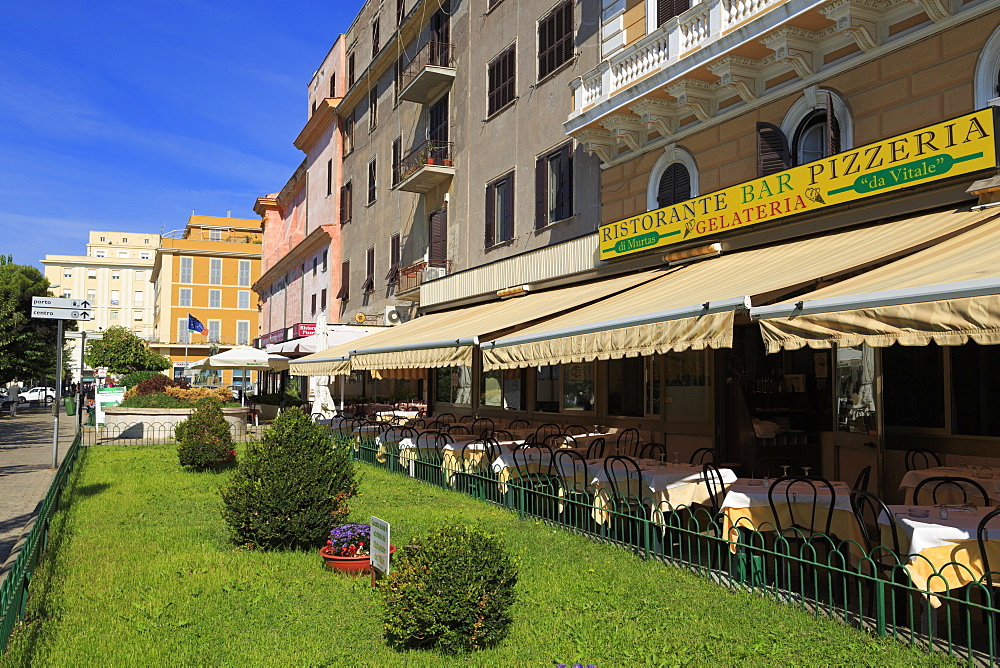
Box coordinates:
[828,152,983,196]
[613,230,679,255]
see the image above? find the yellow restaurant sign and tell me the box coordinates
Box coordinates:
[599,108,1000,261]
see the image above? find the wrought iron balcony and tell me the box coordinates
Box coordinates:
[393,140,455,194]
[396,260,451,301]
[398,41,455,104]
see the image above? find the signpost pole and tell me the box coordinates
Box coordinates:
[52,319,63,469]
[77,330,86,430]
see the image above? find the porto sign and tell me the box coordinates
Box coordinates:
[599,107,1000,260]
[32,296,92,309]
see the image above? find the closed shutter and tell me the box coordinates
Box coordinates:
[825,93,841,157]
[558,143,573,221]
[386,233,401,281]
[657,163,691,208]
[429,209,448,267]
[535,157,547,229]
[485,183,496,247]
[757,122,791,177]
[502,173,514,242]
[658,0,689,27]
[337,261,350,300]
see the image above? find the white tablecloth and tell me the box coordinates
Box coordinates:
[899,467,1000,504]
[722,479,853,512]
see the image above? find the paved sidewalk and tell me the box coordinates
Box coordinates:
[0,403,77,570]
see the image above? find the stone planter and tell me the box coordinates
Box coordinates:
[100,406,249,441]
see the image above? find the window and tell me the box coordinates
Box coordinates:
[368,157,377,204]
[238,260,251,286]
[320,289,327,311]
[340,182,353,224]
[312,257,318,277]
[481,368,525,409]
[111,270,120,280]
[537,0,574,80]
[391,136,401,186]
[133,290,143,307]
[562,362,595,412]
[338,260,350,300]
[144,238,150,244]
[952,343,1000,436]
[209,289,221,308]
[311,293,317,314]
[63,268,72,278]
[488,0,504,9]
[179,288,192,307]
[110,290,120,305]
[657,163,691,208]
[362,246,375,293]
[177,318,190,344]
[397,0,405,25]
[95,249,106,258]
[237,321,250,346]
[607,357,645,417]
[208,320,221,343]
[209,229,221,242]
[135,270,145,281]
[485,172,515,247]
[535,143,573,227]
[100,236,106,241]
[792,110,840,166]
[326,158,333,196]
[238,290,250,310]
[435,367,472,405]
[62,289,72,298]
[122,237,127,243]
[344,110,355,155]
[110,309,119,321]
[86,289,96,301]
[536,365,560,412]
[488,45,516,117]
[657,0,690,27]
[134,311,143,321]
[372,16,380,58]
[87,269,97,279]
[140,251,151,260]
[322,250,328,272]
[386,232,401,283]
[369,86,378,132]
[884,344,945,429]
[210,258,222,285]
[329,72,337,97]
[348,52,356,88]
[180,257,193,283]
[117,250,129,258]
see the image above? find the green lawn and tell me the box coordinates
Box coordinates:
[1,443,950,666]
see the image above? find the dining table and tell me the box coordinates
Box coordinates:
[898,466,1000,505]
[879,504,1000,606]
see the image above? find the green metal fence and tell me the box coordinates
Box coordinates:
[79,421,262,447]
[0,429,83,654]
[346,431,1000,665]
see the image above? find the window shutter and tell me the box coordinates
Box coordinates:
[757,122,791,177]
[504,173,515,241]
[338,261,350,299]
[429,209,448,266]
[559,144,573,221]
[535,156,547,229]
[657,163,690,208]
[825,93,841,157]
[485,183,496,247]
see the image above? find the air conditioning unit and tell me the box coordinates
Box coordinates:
[384,305,405,325]
[423,266,446,281]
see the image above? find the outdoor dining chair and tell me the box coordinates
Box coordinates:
[437,412,457,423]
[532,423,562,444]
[904,448,942,471]
[512,442,559,520]
[689,447,716,466]
[977,509,1000,628]
[554,449,592,530]
[849,489,908,617]
[853,465,872,492]
[701,462,728,519]
[491,429,515,442]
[564,424,590,436]
[471,417,494,437]
[508,418,531,429]
[767,474,838,541]
[458,415,476,424]
[911,476,989,507]
[446,423,471,436]
[615,428,641,458]
[639,442,666,461]
[585,437,607,459]
[602,455,647,546]
[544,433,577,450]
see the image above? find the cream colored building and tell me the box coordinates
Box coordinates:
[41,231,161,381]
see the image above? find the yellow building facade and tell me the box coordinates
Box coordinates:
[151,215,263,384]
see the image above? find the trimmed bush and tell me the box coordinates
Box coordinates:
[132,374,190,397]
[175,399,234,469]
[119,370,165,390]
[119,393,197,409]
[165,386,233,403]
[219,408,357,550]
[381,523,518,655]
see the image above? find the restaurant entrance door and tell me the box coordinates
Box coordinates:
[831,343,883,495]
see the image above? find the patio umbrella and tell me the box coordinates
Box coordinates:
[188,346,291,405]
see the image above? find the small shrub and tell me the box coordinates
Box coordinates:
[381,523,518,655]
[120,370,165,390]
[247,391,300,406]
[175,399,234,469]
[119,393,195,409]
[219,408,358,550]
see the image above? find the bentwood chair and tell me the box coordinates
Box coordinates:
[555,449,592,529]
[508,418,531,430]
[639,442,666,461]
[977,509,1000,627]
[585,437,607,460]
[564,424,590,436]
[455,437,501,498]
[905,449,942,471]
[689,448,716,466]
[437,412,457,423]
[767,475,838,540]
[850,489,909,616]
[446,423,471,436]
[545,433,577,451]
[491,429,515,443]
[532,423,562,445]
[512,442,559,519]
[459,414,476,424]
[853,465,872,492]
[912,476,989,507]
[603,455,647,545]
[471,417,495,438]
[616,428,641,458]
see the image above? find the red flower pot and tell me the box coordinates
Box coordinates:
[319,545,397,574]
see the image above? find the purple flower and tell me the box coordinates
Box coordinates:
[326,523,371,556]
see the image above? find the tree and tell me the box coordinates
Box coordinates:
[0,257,74,385]
[85,325,170,374]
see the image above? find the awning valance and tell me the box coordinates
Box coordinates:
[752,211,1000,353]
[482,206,996,369]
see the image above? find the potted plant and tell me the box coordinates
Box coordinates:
[319,523,396,574]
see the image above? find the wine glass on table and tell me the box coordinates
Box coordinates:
[802,466,812,477]
[780,465,791,478]
[672,451,680,465]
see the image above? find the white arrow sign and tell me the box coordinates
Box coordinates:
[32,296,92,309]
[31,307,92,321]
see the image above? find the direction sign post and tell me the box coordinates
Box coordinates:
[31,296,92,309]
[31,307,92,321]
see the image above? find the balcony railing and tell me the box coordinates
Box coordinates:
[397,260,450,296]
[393,140,455,193]
[398,41,455,104]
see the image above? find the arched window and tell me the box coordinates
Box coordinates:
[974,27,1000,109]
[792,109,840,166]
[657,163,691,208]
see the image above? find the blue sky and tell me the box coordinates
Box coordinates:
[0,0,365,269]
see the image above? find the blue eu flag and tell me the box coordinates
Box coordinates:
[187,314,205,334]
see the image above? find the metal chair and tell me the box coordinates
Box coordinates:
[471,416,495,437]
[585,437,606,459]
[752,457,802,479]
[532,423,562,444]
[508,418,531,429]
[767,475,837,540]
[512,442,559,519]
[701,462,728,518]
[446,423,471,436]
[491,429,515,443]
[853,465,872,492]
[564,424,590,436]
[639,442,666,461]
[544,433,576,450]
[615,428,641,458]
[458,414,476,424]
[437,412,457,423]
[554,449,592,529]
[977,509,1000,597]
[689,447,716,466]
[912,476,989,507]
[904,449,942,471]
[850,489,908,617]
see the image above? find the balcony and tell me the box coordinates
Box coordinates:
[398,41,455,105]
[393,140,455,194]
[395,260,451,302]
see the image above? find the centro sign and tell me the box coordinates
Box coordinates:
[598,108,999,260]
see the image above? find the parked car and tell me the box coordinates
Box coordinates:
[21,387,56,404]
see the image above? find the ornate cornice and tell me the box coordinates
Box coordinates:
[666,79,715,122]
[575,128,616,164]
[821,0,885,52]
[600,113,644,152]
[628,98,676,139]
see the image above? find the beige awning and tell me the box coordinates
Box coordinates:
[482,206,996,370]
[348,269,666,371]
[290,327,400,376]
[754,210,1000,353]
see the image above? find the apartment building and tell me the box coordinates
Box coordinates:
[150,215,262,382]
[41,231,160,381]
